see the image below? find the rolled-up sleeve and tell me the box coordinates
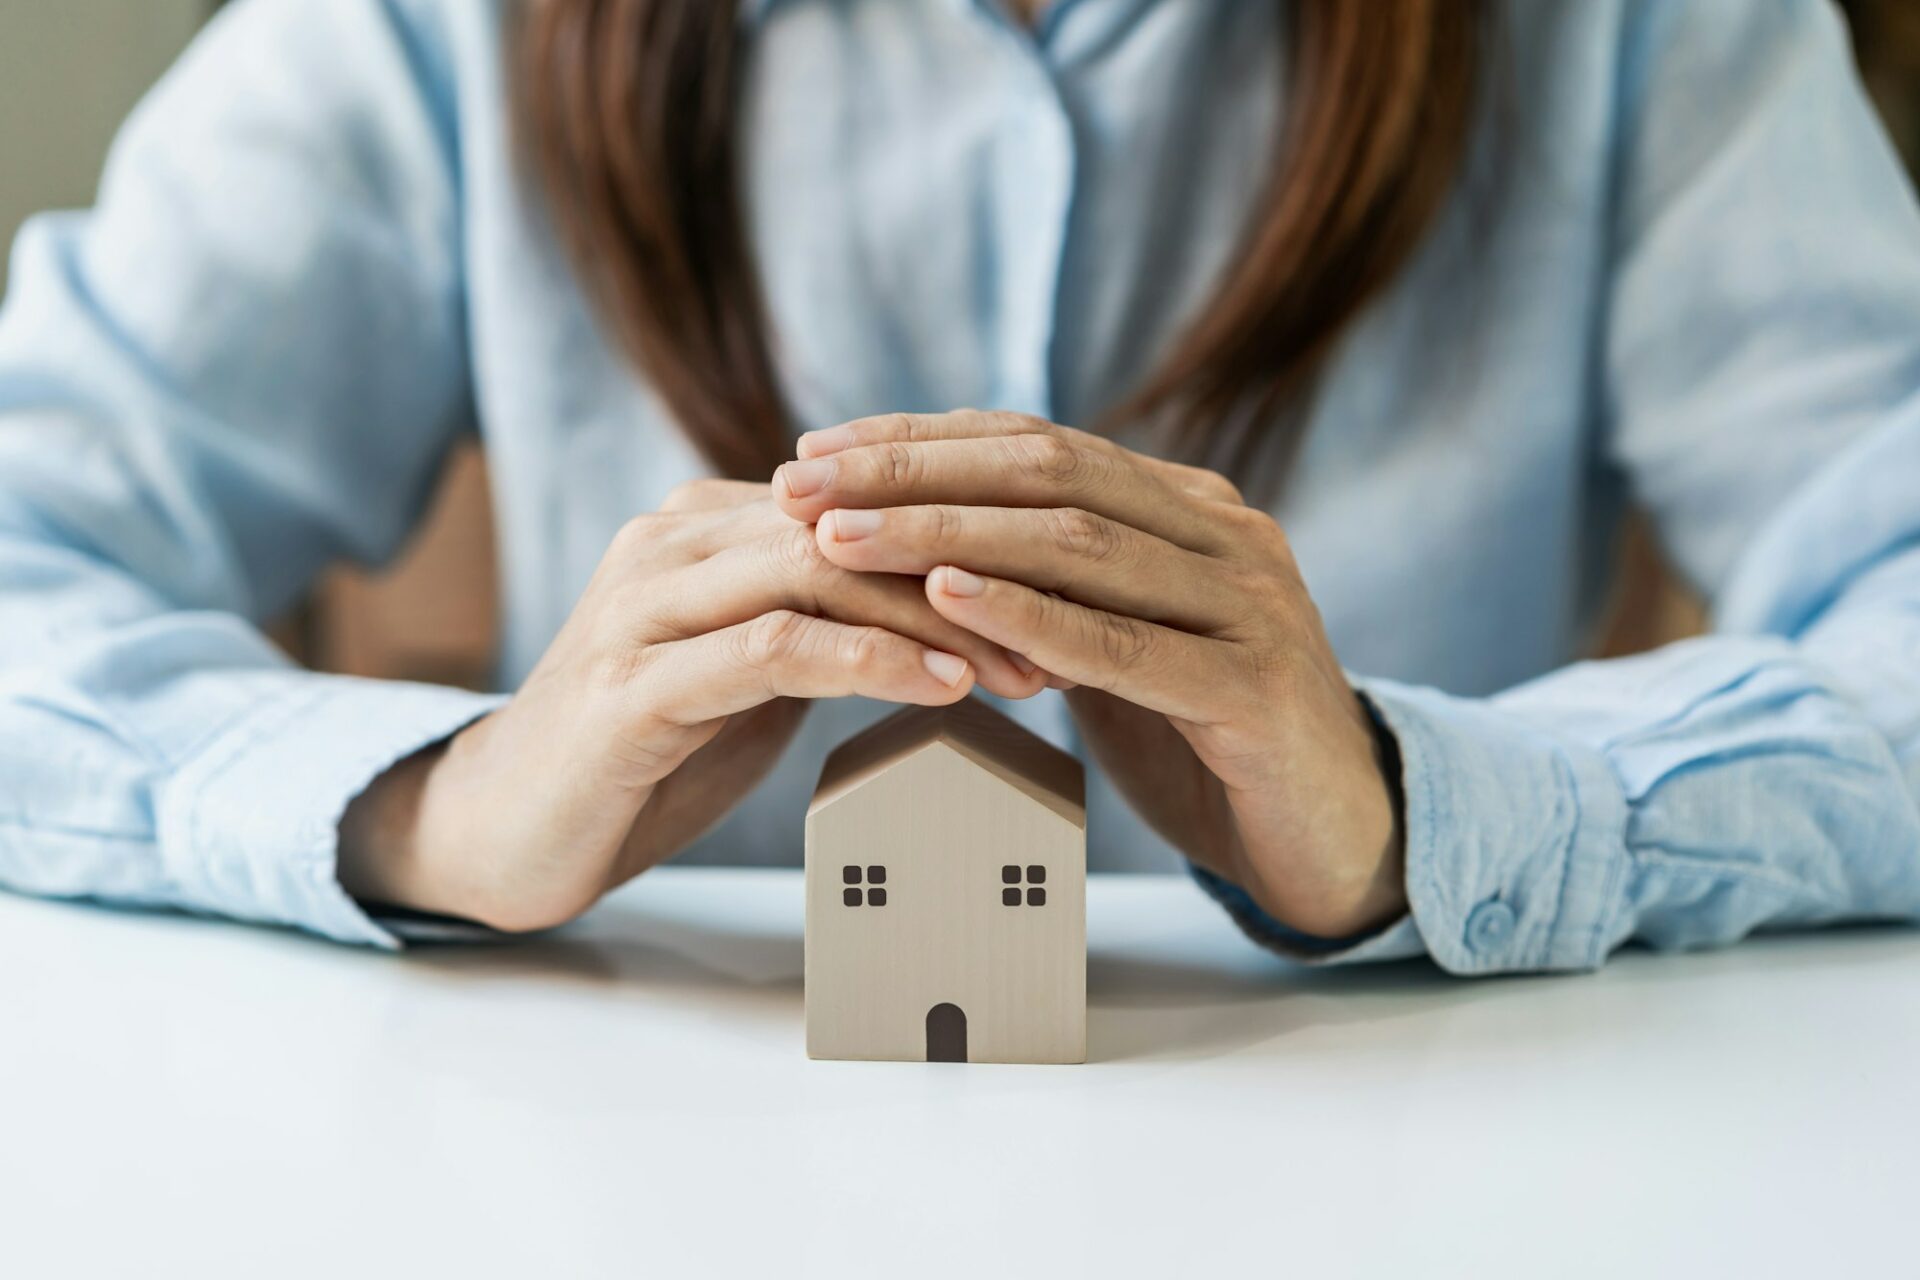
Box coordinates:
[0,0,503,946]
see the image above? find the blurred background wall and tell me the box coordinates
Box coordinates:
[0,0,211,294]
[3,0,1918,686]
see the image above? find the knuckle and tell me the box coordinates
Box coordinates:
[878,441,917,489]
[1057,424,1114,457]
[1045,507,1122,563]
[877,412,923,444]
[992,410,1055,437]
[609,514,660,561]
[1092,612,1156,673]
[766,529,838,617]
[1022,588,1071,640]
[770,526,828,577]
[1014,432,1086,486]
[928,504,966,549]
[1195,469,1245,505]
[1234,505,1281,536]
[736,609,811,669]
[590,635,655,694]
[837,626,886,673]
[1225,503,1290,553]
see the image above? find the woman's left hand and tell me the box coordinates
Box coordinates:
[772,410,1407,940]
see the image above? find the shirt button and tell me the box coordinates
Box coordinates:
[1465,900,1517,954]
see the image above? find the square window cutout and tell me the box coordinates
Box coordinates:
[867,865,886,885]
[1001,865,1021,884]
[843,887,862,907]
[1027,865,1046,884]
[1027,887,1046,907]
[867,887,887,907]
[1002,887,1021,907]
[842,865,861,885]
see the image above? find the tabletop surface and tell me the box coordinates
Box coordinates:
[4,867,1916,1279]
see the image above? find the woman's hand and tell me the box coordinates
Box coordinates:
[339,478,1045,932]
[773,411,1406,939]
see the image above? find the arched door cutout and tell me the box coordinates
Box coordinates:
[926,1002,967,1062]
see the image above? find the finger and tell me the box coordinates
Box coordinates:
[631,526,1046,699]
[924,565,1242,725]
[596,495,787,582]
[815,504,1240,631]
[658,478,772,514]
[633,611,974,726]
[774,435,1225,554]
[797,410,1244,505]
[674,496,795,555]
[642,495,810,565]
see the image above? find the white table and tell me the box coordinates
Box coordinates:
[3,868,1916,1279]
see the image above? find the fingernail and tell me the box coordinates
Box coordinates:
[937,565,986,598]
[825,508,882,541]
[777,459,836,499]
[1005,650,1037,678]
[923,649,970,687]
[798,426,854,457]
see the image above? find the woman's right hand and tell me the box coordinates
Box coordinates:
[338,478,1044,932]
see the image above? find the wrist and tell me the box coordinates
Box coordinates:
[1358,687,1408,902]
[337,738,450,915]
[1232,691,1408,938]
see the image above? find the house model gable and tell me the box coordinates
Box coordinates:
[805,699,1087,1065]
[808,698,1086,826]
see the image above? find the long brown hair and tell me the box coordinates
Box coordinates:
[515,1,1483,481]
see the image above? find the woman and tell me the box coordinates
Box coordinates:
[2,0,1917,974]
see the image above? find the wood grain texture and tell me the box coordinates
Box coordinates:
[806,702,1086,1065]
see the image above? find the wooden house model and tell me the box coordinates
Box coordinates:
[805,698,1086,1064]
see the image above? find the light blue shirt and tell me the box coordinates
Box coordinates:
[3,0,1919,973]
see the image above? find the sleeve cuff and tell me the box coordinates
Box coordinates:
[1192,677,1631,975]
[155,674,507,948]
[1358,676,1630,974]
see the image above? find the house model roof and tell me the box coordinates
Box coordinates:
[810,698,1086,827]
